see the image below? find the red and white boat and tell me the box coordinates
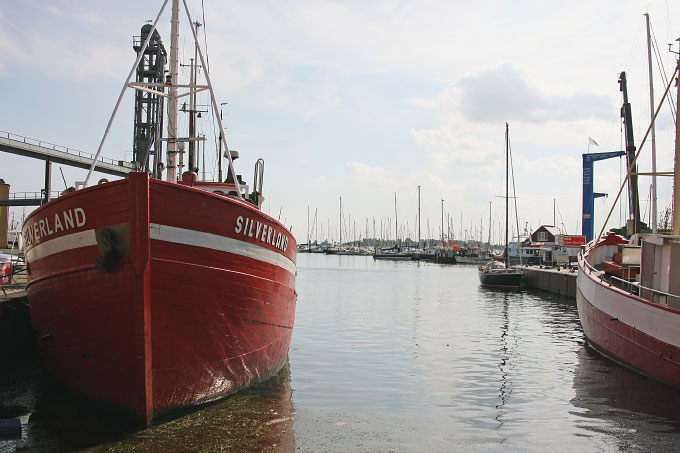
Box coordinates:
[21,0,296,427]
[577,48,680,390]
[577,232,680,389]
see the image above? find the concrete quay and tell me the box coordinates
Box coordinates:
[522,265,576,298]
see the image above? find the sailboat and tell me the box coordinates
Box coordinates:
[374,192,412,259]
[20,0,297,427]
[576,39,680,389]
[478,123,523,288]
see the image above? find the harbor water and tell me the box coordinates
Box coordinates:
[2,253,680,451]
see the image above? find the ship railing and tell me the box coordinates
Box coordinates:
[582,251,680,304]
[580,249,600,274]
[0,130,124,166]
[608,274,680,306]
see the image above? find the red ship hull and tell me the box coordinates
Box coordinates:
[577,245,680,390]
[21,173,297,427]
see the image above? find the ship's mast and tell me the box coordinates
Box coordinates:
[441,199,444,245]
[619,72,641,234]
[645,13,658,232]
[166,0,180,182]
[488,200,492,252]
[672,39,680,235]
[418,185,421,248]
[187,21,202,176]
[394,192,398,244]
[505,123,509,268]
[339,196,342,247]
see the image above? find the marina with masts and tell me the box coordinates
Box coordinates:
[2,2,680,450]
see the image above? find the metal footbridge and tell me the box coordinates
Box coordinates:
[0,131,133,176]
[0,131,134,206]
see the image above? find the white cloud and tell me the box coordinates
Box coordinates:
[451,63,614,124]
[256,71,342,119]
[512,152,581,177]
[0,6,134,81]
[411,126,500,169]
[345,162,398,192]
[45,5,101,24]
[405,98,439,109]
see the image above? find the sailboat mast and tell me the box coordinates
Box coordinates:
[394,192,398,244]
[418,185,421,247]
[166,0,180,182]
[307,205,310,251]
[645,13,658,232]
[505,122,509,267]
[488,201,492,251]
[339,196,342,247]
[673,41,680,235]
[441,199,444,244]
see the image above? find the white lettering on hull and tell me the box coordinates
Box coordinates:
[234,215,290,252]
[22,208,88,249]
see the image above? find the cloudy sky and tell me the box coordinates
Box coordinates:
[1,0,678,245]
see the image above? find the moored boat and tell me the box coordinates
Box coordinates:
[478,261,523,288]
[373,245,412,260]
[577,44,680,389]
[456,246,493,265]
[21,0,296,427]
[479,123,523,288]
[577,232,680,389]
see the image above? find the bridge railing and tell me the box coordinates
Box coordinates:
[0,130,124,167]
[6,191,61,200]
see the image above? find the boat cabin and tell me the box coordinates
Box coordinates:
[639,235,680,308]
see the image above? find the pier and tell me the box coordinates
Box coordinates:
[522,265,577,298]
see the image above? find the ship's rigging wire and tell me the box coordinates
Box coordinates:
[83,0,170,187]
[508,132,522,265]
[650,22,677,124]
[597,62,679,242]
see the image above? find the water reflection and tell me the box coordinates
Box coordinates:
[571,345,680,450]
[0,360,295,452]
[495,292,512,429]
[86,361,295,452]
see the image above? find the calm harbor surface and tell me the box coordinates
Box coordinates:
[2,253,680,452]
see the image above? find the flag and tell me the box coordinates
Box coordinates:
[588,137,599,146]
